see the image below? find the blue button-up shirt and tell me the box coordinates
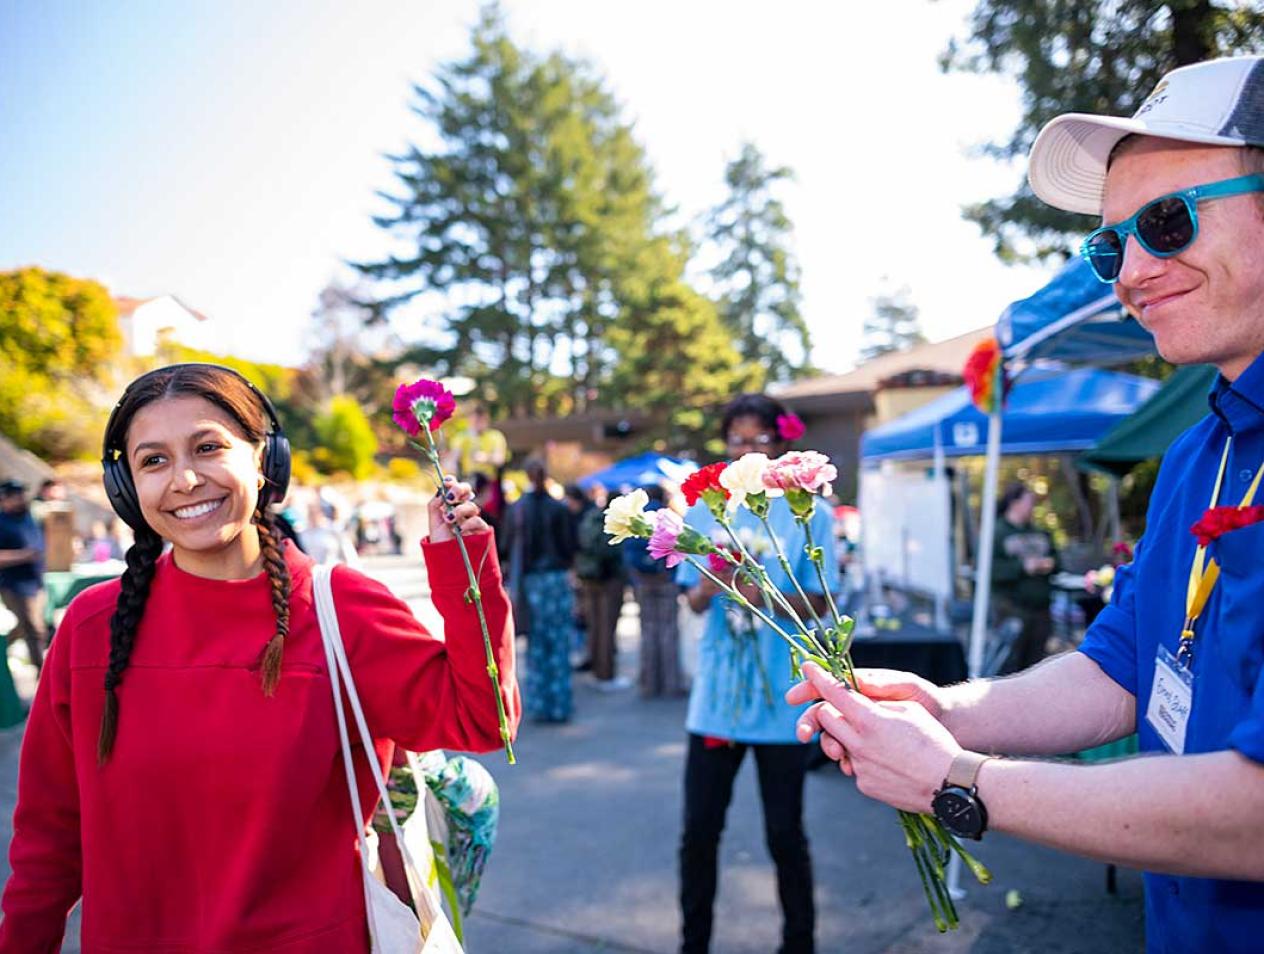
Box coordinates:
[676,496,839,744]
[1079,352,1264,953]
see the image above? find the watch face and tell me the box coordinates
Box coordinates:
[932,787,985,839]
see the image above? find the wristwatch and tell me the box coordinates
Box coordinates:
[931,751,995,840]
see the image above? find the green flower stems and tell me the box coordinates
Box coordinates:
[683,556,819,661]
[762,498,992,929]
[798,513,856,687]
[753,510,834,663]
[712,513,832,663]
[413,431,516,765]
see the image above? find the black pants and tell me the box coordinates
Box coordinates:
[679,733,814,954]
[997,600,1052,675]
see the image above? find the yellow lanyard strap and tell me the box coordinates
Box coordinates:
[1182,438,1264,651]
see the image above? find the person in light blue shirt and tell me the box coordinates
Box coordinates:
[791,56,1264,954]
[675,393,839,954]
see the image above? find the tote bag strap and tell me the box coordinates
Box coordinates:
[312,565,428,933]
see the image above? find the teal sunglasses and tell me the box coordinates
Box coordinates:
[1081,173,1264,283]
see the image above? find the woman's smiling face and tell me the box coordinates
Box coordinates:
[126,395,264,577]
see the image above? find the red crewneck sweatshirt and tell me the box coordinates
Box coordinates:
[0,532,519,953]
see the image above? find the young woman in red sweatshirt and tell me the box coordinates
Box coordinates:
[0,364,520,953]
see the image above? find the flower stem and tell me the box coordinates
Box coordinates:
[754,511,833,655]
[715,516,830,661]
[419,431,515,765]
[799,514,856,688]
[684,556,814,658]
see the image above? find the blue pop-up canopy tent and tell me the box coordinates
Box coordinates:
[861,368,1159,462]
[579,453,697,492]
[997,257,1154,367]
[963,257,1158,681]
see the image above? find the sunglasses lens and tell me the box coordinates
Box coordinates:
[1136,196,1195,256]
[1084,229,1124,282]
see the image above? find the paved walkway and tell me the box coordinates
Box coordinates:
[0,557,1144,952]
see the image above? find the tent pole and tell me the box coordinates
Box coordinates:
[933,425,949,633]
[950,405,1004,901]
[968,407,1003,678]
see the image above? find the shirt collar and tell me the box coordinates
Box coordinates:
[1209,351,1264,435]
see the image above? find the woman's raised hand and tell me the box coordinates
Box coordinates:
[428,476,489,543]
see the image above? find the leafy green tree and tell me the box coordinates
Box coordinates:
[943,0,1264,261]
[608,238,757,451]
[0,267,123,460]
[706,142,811,383]
[312,395,379,479]
[354,5,663,417]
[859,284,926,362]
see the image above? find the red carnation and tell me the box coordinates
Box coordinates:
[1190,505,1264,547]
[682,462,731,507]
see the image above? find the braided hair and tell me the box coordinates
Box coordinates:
[97,365,292,763]
[255,506,291,696]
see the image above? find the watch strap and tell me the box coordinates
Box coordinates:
[946,751,994,790]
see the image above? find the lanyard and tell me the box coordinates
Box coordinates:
[1178,437,1264,665]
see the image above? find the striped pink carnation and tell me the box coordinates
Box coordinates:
[762,451,836,497]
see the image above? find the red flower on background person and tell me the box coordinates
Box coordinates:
[392,379,456,434]
[1190,505,1264,547]
[776,413,806,442]
[682,462,731,508]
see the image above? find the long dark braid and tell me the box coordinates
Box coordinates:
[255,508,291,696]
[97,528,165,764]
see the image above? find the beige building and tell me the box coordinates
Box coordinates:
[772,328,992,502]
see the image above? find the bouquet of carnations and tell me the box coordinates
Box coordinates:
[603,450,990,931]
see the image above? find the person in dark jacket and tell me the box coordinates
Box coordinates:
[990,481,1058,673]
[571,483,626,687]
[501,458,578,722]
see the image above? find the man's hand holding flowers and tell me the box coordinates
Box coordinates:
[604,451,991,930]
[789,663,958,804]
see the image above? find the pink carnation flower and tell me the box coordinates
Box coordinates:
[776,413,806,442]
[647,509,685,569]
[393,379,456,435]
[763,451,837,497]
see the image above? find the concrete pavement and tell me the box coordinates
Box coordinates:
[0,555,1143,952]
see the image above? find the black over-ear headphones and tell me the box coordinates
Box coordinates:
[102,364,293,532]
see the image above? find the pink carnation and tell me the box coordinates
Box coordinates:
[647,509,685,569]
[763,451,836,497]
[392,379,456,435]
[776,413,806,442]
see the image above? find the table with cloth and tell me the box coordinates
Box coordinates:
[848,617,968,687]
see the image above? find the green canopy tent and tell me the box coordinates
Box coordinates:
[1078,364,1218,477]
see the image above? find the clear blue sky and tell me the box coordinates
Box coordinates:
[0,0,1055,371]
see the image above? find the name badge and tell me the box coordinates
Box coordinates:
[1145,645,1193,755]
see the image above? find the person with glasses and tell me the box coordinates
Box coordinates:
[674,393,839,954]
[789,56,1264,953]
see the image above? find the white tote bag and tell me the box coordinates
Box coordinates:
[312,565,463,954]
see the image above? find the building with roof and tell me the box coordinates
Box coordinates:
[771,327,992,501]
[113,295,210,357]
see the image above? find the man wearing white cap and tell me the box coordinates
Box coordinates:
[789,56,1264,952]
